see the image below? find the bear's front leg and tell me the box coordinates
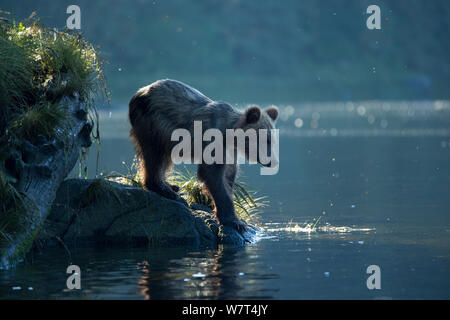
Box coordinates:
[198,164,247,232]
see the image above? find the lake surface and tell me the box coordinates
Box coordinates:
[1,101,449,299]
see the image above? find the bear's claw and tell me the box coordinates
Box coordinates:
[223,218,248,233]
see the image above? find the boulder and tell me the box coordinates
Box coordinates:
[37,179,258,248]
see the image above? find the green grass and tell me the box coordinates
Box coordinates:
[9,101,68,143]
[104,156,144,188]
[0,25,35,121]
[168,169,214,209]
[0,172,27,248]
[169,168,267,223]
[0,13,107,143]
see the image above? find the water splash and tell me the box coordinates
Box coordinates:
[265,221,374,234]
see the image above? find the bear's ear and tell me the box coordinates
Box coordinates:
[245,106,261,124]
[265,106,279,122]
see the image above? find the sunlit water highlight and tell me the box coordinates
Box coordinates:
[264,221,375,234]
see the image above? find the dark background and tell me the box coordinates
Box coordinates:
[1,0,449,105]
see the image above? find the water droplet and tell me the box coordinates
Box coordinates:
[324,272,330,277]
[434,101,444,110]
[294,118,303,128]
[357,105,366,116]
[285,105,295,116]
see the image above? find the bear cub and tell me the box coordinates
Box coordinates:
[129,79,278,232]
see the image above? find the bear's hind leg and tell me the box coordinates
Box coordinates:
[142,147,179,201]
[159,155,185,200]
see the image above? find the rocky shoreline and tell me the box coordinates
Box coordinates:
[37,179,258,249]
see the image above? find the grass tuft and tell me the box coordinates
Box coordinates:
[0,172,27,248]
[169,168,267,222]
[9,101,68,143]
[0,13,107,143]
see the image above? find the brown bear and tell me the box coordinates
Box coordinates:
[129,79,278,232]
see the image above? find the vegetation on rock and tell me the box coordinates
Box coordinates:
[0,12,107,258]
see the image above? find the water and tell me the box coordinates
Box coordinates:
[1,101,450,299]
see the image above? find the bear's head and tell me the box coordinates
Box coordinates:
[235,105,279,172]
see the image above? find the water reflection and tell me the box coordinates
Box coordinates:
[1,222,449,299]
[136,246,279,300]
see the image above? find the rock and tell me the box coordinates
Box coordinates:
[0,98,92,269]
[37,179,259,249]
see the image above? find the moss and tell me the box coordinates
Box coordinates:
[79,178,122,209]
